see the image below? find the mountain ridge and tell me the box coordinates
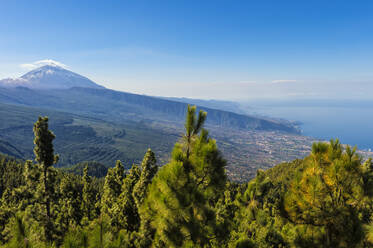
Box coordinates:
[0,86,300,133]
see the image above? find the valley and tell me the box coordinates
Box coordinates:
[0,101,317,181]
[0,65,314,181]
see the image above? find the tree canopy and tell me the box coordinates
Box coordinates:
[1,108,373,247]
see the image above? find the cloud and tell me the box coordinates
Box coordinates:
[20,59,67,70]
[271,79,297,83]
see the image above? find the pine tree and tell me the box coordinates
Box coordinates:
[214,182,239,247]
[284,140,365,247]
[56,174,83,235]
[81,165,97,221]
[33,116,59,242]
[100,160,126,233]
[133,149,158,208]
[7,215,30,248]
[101,160,125,213]
[87,215,111,248]
[0,160,34,244]
[141,105,227,247]
[62,226,88,248]
[116,164,140,233]
[132,149,158,247]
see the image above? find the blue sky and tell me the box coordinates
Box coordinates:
[1,0,373,100]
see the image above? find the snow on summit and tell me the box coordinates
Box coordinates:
[0,64,104,90]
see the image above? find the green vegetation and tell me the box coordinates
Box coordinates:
[0,102,177,168]
[1,106,373,247]
[0,101,314,182]
[63,162,108,178]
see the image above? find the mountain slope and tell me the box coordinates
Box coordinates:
[161,96,248,115]
[0,66,309,181]
[0,65,104,89]
[0,65,299,133]
[0,101,314,181]
[0,102,178,167]
[0,86,300,133]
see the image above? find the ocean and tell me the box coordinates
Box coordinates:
[246,100,373,150]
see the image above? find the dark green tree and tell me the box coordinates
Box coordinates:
[141,105,227,247]
[133,149,158,208]
[81,165,97,222]
[115,164,141,233]
[101,160,125,214]
[33,116,59,242]
[56,174,83,236]
[131,149,158,247]
[6,215,31,248]
[100,160,126,235]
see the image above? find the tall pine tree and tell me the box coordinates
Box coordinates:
[141,105,227,247]
[33,116,59,242]
[116,164,140,233]
[101,160,125,233]
[133,149,158,208]
[81,165,97,222]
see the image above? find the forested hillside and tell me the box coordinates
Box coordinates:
[0,102,177,167]
[0,102,314,182]
[1,106,373,247]
[0,65,307,182]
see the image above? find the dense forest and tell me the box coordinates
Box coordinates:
[1,105,373,247]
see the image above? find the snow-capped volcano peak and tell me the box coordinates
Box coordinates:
[22,65,67,79]
[0,65,105,90]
